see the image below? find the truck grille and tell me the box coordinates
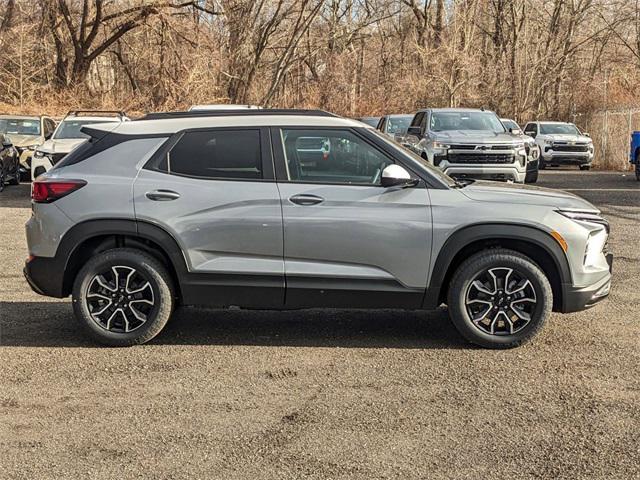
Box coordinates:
[448,153,514,164]
[552,143,589,152]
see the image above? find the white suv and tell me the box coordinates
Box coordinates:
[31,111,129,178]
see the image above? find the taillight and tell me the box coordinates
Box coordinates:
[31,179,87,203]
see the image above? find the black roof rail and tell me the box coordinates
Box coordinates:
[138,109,339,121]
[66,110,127,118]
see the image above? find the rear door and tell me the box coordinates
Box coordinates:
[134,127,284,308]
[272,127,432,309]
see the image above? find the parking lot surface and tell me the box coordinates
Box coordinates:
[1,171,638,479]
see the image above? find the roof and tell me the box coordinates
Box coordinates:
[0,114,43,120]
[536,120,573,124]
[90,113,367,136]
[423,107,496,113]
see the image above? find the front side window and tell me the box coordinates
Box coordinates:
[539,123,580,135]
[168,129,262,180]
[280,129,392,185]
[386,115,413,135]
[430,111,505,134]
[524,123,537,134]
[502,119,520,131]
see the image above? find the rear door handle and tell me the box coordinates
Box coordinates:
[146,189,181,201]
[289,194,324,206]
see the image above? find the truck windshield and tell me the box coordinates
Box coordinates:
[431,111,505,133]
[53,120,106,139]
[539,123,580,135]
[0,118,41,135]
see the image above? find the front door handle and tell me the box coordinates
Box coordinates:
[289,194,324,206]
[146,189,181,201]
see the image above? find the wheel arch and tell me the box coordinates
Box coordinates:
[59,219,187,299]
[424,223,571,312]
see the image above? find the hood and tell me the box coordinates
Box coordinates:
[38,138,86,154]
[6,133,42,147]
[433,130,519,144]
[460,180,599,211]
[541,134,592,143]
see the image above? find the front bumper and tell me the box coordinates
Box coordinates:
[443,165,527,183]
[542,150,593,165]
[561,253,613,313]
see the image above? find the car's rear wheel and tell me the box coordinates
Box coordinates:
[447,249,552,349]
[72,248,175,346]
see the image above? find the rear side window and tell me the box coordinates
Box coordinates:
[168,129,262,180]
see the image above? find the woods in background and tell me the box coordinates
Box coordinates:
[0,0,638,165]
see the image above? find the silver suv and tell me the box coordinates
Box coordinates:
[406,108,528,183]
[24,109,613,348]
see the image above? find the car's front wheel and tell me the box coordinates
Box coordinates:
[447,249,552,349]
[579,164,591,171]
[72,248,175,346]
[8,160,20,185]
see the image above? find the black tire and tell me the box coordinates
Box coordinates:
[8,161,20,185]
[635,164,640,181]
[72,248,175,346]
[579,165,591,171]
[525,169,538,184]
[538,161,546,170]
[0,164,5,192]
[447,248,552,349]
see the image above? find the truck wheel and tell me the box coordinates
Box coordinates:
[0,165,5,192]
[72,248,175,346]
[525,169,538,184]
[579,165,591,171]
[8,161,20,185]
[447,249,552,349]
[635,163,640,181]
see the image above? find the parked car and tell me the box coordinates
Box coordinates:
[630,131,640,181]
[376,114,413,141]
[523,121,594,170]
[0,115,56,181]
[404,108,528,183]
[0,133,20,191]
[24,109,612,349]
[31,111,129,179]
[501,118,540,183]
[356,116,380,128]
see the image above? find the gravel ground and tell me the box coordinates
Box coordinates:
[1,171,638,479]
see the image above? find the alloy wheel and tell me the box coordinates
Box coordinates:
[86,266,155,333]
[464,267,537,336]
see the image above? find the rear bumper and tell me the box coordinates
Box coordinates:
[561,254,613,313]
[24,256,66,298]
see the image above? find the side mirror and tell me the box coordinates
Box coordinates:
[510,128,522,135]
[583,132,590,138]
[406,126,422,137]
[381,164,417,188]
[524,131,536,138]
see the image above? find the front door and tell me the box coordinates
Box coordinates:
[272,127,432,308]
[134,127,284,307]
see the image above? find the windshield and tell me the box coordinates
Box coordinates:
[386,115,412,135]
[539,123,580,135]
[501,119,519,131]
[0,118,41,136]
[53,120,107,139]
[369,129,456,188]
[430,111,505,134]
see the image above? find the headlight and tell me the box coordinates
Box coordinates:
[432,141,450,150]
[557,209,609,232]
[544,139,553,146]
[584,228,607,268]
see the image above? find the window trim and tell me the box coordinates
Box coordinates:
[143,126,275,182]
